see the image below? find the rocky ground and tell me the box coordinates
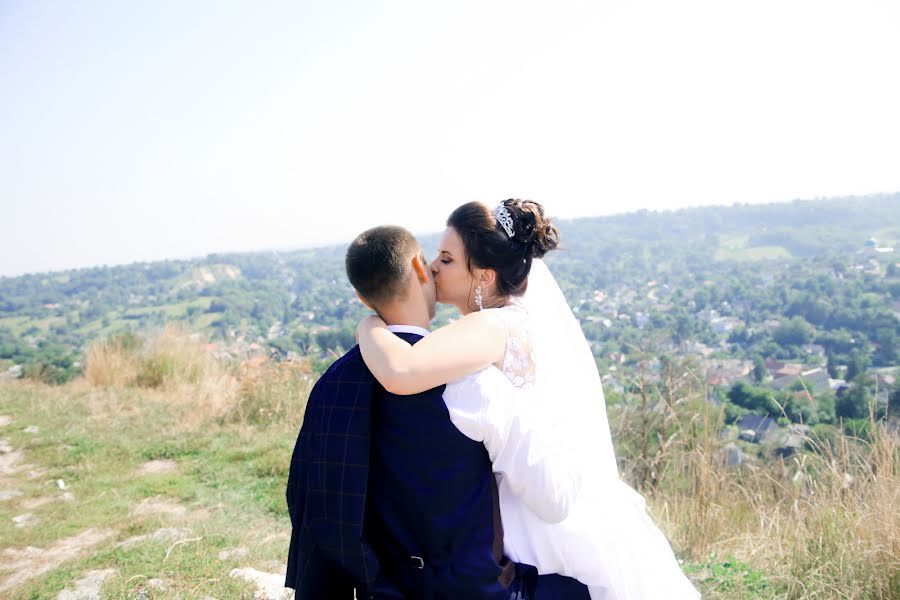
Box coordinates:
[0,381,300,599]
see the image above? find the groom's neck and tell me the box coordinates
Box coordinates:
[378,302,431,331]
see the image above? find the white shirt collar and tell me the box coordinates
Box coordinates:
[386,324,431,337]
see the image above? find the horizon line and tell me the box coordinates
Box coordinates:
[2,191,897,281]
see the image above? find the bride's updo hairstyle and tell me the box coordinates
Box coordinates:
[447,199,559,297]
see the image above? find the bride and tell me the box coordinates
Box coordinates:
[357,199,700,599]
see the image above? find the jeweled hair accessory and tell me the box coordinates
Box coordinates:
[493,204,515,238]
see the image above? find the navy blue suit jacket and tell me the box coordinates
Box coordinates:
[285,332,531,599]
[285,341,384,598]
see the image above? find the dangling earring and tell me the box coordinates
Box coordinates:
[475,285,484,311]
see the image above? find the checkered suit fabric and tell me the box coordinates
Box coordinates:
[285,345,382,595]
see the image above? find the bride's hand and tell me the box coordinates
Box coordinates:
[357,314,387,344]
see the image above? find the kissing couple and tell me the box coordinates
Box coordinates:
[285,199,701,599]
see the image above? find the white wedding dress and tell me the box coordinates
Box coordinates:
[443,260,701,600]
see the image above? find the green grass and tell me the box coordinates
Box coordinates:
[0,316,31,336]
[4,299,216,343]
[5,373,838,599]
[121,298,213,320]
[683,554,780,599]
[0,381,297,598]
[870,227,900,247]
[714,234,793,262]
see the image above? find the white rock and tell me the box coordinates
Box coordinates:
[57,479,67,490]
[56,568,116,600]
[23,425,39,434]
[230,568,294,600]
[13,513,37,528]
[146,578,166,590]
[0,489,23,502]
[218,547,249,560]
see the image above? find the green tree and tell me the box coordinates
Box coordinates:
[836,380,874,420]
[815,394,837,424]
[773,316,814,347]
[825,351,839,378]
[844,351,870,382]
[784,393,816,424]
[728,381,779,415]
[752,355,767,384]
[889,381,900,418]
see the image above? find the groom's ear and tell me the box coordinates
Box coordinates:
[411,253,429,284]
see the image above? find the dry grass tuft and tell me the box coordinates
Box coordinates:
[82,326,310,429]
[615,388,900,599]
[85,325,219,390]
[222,356,313,426]
[83,330,143,387]
[131,325,218,389]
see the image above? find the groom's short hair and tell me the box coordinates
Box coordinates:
[346,225,420,309]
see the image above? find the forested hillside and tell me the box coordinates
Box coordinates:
[2,194,898,404]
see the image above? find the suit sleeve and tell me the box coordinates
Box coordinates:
[443,368,582,524]
[285,384,314,590]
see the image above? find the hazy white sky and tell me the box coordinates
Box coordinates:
[2,0,899,277]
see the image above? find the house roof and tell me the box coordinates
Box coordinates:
[737,414,778,432]
[775,366,802,378]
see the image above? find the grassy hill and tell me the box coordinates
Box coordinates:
[0,330,897,598]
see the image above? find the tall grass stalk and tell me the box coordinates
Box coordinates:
[614,366,900,599]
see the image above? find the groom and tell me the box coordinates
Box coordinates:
[285,225,590,599]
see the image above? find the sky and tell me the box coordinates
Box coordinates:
[2,0,899,278]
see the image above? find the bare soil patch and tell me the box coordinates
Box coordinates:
[134,459,177,476]
[133,497,187,518]
[0,528,115,594]
[0,490,22,502]
[22,493,74,509]
[116,527,194,550]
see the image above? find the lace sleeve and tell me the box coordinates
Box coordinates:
[486,305,536,389]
